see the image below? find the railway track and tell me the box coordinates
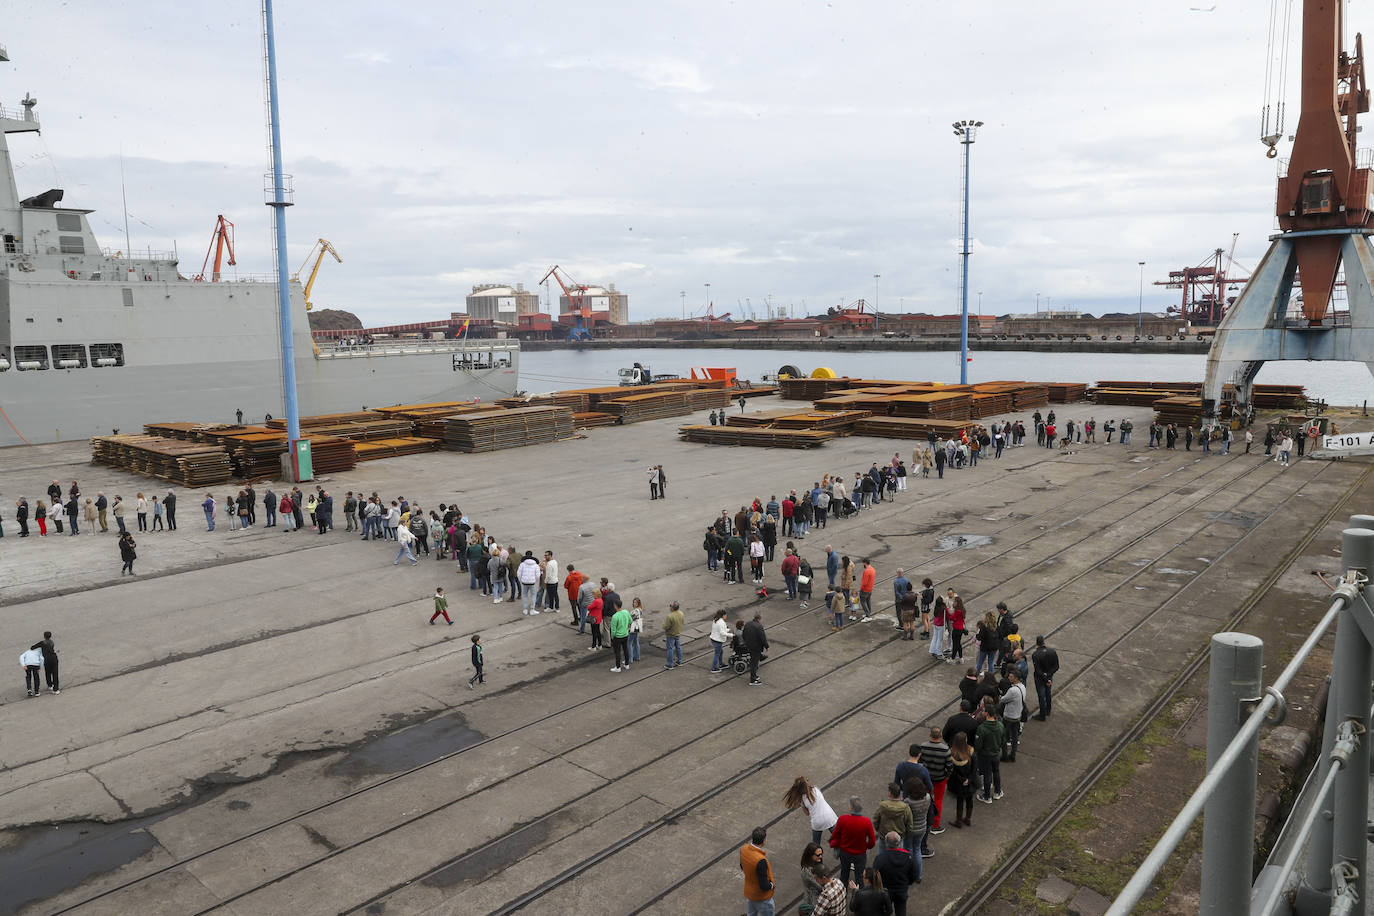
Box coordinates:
[45,448,1284,915]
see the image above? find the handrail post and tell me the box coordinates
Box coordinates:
[1332,529,1373,896]
[1202,632,1264,915]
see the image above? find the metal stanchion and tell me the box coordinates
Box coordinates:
[1202,632,1265,915]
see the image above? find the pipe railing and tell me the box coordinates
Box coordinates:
[1106,523,1373,916]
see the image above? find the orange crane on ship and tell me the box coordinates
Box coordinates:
[194,215,236,282]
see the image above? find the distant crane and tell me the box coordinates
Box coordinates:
[293,239,342,312]
[539,264,593,341]
[194,215,236,282]
[1153,240,1249,327]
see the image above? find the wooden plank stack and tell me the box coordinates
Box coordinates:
[91,435,233,487]
[573,412,619,429]
[678,426,836,448]
[887,392,973,420]
[1251,384,1307,409]
[687,388,732,410]
[852,417,972,439]
[266,416,416,441]
[1047,382,1089,402]
[353,437,442,461]
[597,390,692,423]
[439,406,575,452]
[778,377,851,400]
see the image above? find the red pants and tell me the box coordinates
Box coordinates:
[931,779,947,828]
[37,518,47,535]
[430,609,452,623]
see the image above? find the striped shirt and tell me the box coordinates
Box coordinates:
[918,740,951,782]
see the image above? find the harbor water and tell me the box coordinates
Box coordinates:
[520,347,1374,407]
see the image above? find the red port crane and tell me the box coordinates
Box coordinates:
[1154,240,1249,327]
[195,215,237,282]
[539,264,593,341]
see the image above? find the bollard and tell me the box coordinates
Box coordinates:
[1202,632,1264,916]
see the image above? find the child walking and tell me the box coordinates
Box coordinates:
[431,587,453,625]
[468,634,484,688]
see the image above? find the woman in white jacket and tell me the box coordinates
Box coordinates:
[783,776,839,845]
[709,609,731,672]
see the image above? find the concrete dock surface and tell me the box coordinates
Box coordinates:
[0,403,1368,915]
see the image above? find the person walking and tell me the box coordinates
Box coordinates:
[742,610,769,685]
[783,776,839,845]
[1031,635,1059,719]
[22,646,44,697]
[30,632,59,694]
[609,599,632,671]
[150,496,162,532]
[118,531,137,575]
[468,634,485,688]
[202,493,216,531]
[739,826,776,916]
[830,797,877,889]
[663,600,684,669]
[394,524,418,566]
[430,587,453,625]
[136,493,148,532]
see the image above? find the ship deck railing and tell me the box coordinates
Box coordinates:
[316,338,519,359]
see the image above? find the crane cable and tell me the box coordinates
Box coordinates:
[1262,0,1294,159]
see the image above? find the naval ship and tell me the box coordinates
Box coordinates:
[0,46,519,448]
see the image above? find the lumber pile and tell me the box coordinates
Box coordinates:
[1250,384,1307,409]
[852,417,973,439]
[678,426,836,448]
[1091,387,1183,407]
[771,410,872,431]
[687,388,732,410]
[597,390,692,423]
[353,437,442,461]
[971,392,1013,418]
[1047,383,1089,402]
[573,412,619,429]
[726,410,803,427]
[779,377,851,400]
[439,406,575,452]
[267,416,416,441]
[888,392,973,420]
[309,436,360,474]
[1152,397,1206,427]
[91,435,233,487]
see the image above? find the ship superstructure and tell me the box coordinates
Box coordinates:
[0,46,518,447]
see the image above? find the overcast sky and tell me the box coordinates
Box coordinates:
[5,2,1299,325]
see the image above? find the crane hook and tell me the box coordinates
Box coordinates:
[1266,146,1278,159]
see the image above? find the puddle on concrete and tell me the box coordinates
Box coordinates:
[0,811,165,912]
[422,817,551,887]
[326,712,485,780]
[935,534,993,551]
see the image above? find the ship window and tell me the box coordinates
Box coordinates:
[90,343,125,367]
[51,343,87,368]
[3,234,15,253]
[14,345,49,370]
[56,213,81,231]
[59,235,85,254]
[122,288,134,307]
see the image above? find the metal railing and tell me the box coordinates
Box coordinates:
[1106,517,1374,916]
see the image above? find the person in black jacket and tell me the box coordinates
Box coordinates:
[16,497,29,537]
[163,491,177,531]
[743,612,769,686]
[873,834,918,916]
[703,528,722,571]
[849,868,894,915]
[31,631,59,694]
[118,532,137,575]
[942,700,978,749]
[1032,635,1060,719]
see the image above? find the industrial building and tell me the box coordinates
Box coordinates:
[465,284,541,323]
[559,283,628,325]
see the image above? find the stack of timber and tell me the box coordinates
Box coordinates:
[1250,384,1307,409]
[888,392,974,421]
[678,426,836,448]
[1091,387,1185,407]
[91,435,233,487]
[267,416,416,441]
[497,392,592,413]
[852,417,972,439]
[306,436,359,474]
[439,406,575,453]
[353,437,442,461]
[1152,397,1207,427]
[1047,383,1089,402]
[726,410,803,427]
[970,392,1013,418]
[597,390,692,423]
[771,410,871,432]
[687,388,732,410]
[573,412,619,430]
[778,377,851,400]
[373,402,498,421]
[813,392,894,413]
[1008,384,1049,410]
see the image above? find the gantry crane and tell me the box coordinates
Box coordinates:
[194,215,236,282]
[293,239,342,312]
[539,264,593,341]
[1155,238,1248,327]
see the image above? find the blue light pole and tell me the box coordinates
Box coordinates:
[262,0,306,479]
[953,119,982,384]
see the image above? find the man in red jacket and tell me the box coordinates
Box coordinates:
[829,795,876,888]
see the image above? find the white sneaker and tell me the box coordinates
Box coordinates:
[611,666,621,672]
[994,790,1005,800]
[494,598,502,604]
[530,609,540,615]
[522,609,529,615]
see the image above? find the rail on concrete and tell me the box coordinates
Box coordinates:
[1107,515,1374,916]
